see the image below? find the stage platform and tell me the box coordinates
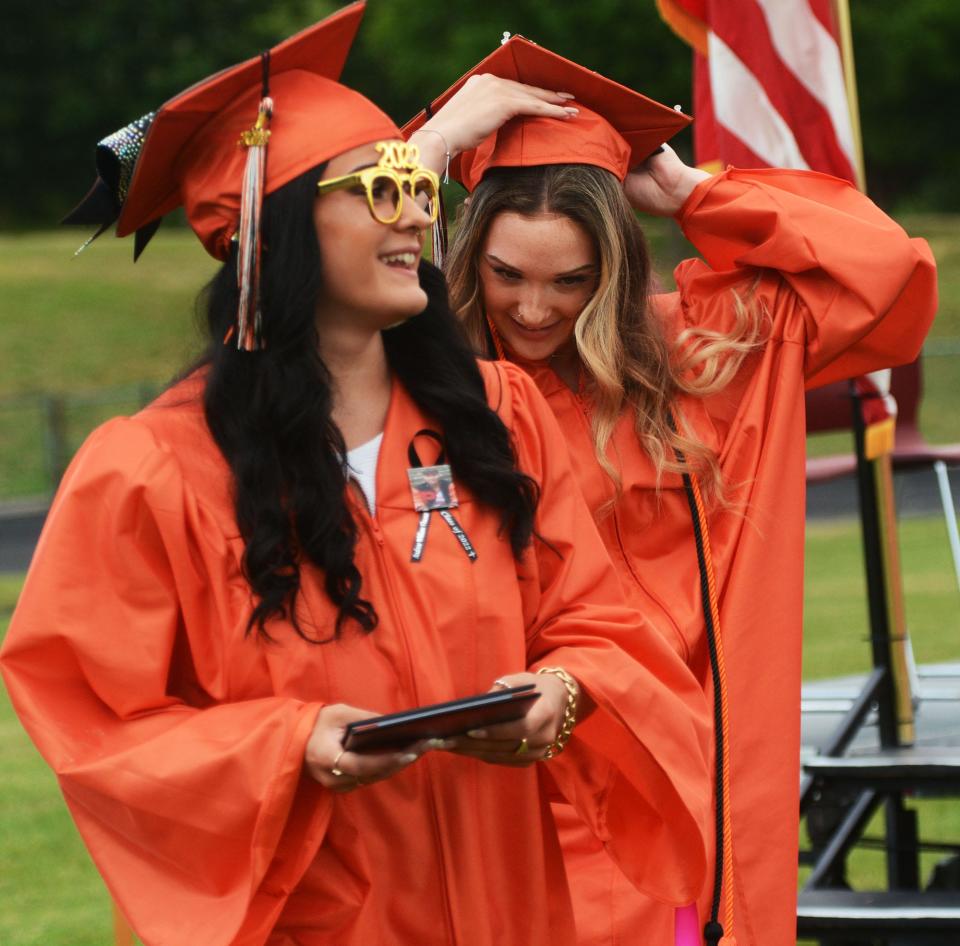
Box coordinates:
[799,662,960,942]
[802,662,960,763]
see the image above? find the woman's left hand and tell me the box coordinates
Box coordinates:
[408,74,579,175]
[443,671,572,766]
[623,143,711,217]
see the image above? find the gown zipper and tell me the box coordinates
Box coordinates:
[349,488,459,945]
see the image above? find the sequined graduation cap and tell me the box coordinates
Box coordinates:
[63,1,400,350]
[404,34,692,192]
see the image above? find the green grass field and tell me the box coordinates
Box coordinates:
[1,516,958,944]
[0,228,217,497]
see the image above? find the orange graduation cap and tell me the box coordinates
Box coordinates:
[404,34,692,192]
[64,1,400,349]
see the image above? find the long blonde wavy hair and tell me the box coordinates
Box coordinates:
[445,164,764,501]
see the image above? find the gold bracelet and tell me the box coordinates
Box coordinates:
[536,667,579,759]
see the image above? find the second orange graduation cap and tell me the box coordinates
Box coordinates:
[404,35,692,192]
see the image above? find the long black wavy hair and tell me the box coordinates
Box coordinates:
[194,163,539,642]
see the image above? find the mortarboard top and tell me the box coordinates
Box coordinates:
[403,35,692,192]
[67,1,400,260]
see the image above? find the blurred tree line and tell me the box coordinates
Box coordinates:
[2,0,957,228]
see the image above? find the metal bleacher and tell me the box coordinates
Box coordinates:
[798,361,960,944]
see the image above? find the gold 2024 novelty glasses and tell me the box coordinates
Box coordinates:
[316,141,440,225]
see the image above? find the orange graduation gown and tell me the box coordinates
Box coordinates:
[1,359,712,946]
[525,169,938,946]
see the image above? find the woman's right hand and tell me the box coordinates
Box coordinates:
[304,703,432,793]
[623,143,711,216]
[409,74,579,174]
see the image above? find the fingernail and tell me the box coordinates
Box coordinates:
[564,107,579,115]
[558,92,576,99]
[426,738,447,750]
[467,729,487,739]
[399,752,419,764]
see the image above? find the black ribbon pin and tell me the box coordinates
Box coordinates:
[407,429,477,563]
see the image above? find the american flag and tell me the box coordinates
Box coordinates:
[657,0,863,188]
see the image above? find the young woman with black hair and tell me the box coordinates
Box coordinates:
[0,8,712,945]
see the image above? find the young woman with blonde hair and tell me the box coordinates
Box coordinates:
[408,36,938,946]
[445,157,762,501]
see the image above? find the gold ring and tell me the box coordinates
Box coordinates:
[331,749,346,777]
[514,738,529,755]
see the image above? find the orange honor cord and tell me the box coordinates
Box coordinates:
[672,414,736,946]
[486,315,508,360]
[688,469,737,946]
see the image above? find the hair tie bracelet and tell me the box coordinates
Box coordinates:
[417,127,451,184]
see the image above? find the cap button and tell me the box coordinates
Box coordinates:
[501,31,512,45]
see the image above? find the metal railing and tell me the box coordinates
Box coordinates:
[0,383,160,500]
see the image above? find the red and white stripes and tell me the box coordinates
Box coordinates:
[658,0,860,186]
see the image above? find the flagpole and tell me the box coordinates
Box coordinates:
[834,0,916,748]
[832,0,867,191]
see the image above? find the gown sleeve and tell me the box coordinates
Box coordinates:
[0,418,329,946]
[491,362,713,907]
[674,167,938,389]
